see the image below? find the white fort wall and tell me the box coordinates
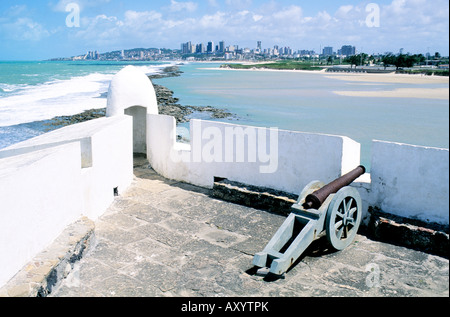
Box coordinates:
[0,143,83,288]
[147,115,362,194]
[0,115,133,287]
[0,65,448,288]
[370,140,449,225]
[147,115,449,226]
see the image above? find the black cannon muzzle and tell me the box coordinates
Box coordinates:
[303,165,366,210]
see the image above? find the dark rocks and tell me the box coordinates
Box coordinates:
[44,108,106,130]
[43,65,235,131]
[152,82,234,124]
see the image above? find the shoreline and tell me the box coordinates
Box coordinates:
[326,72,449,100]
[204,66,327,74]
[205,64,449,100]
[40,65,235,131]
[324,71,450,84]
[0,64,237,151]
[334,87,449,100]
[208,64,449,81]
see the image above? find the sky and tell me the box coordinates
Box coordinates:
[0,0,448,60]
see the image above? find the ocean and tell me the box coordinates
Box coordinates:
[156,63,449,169]
[0,60,173,148]
[0,61,448,170]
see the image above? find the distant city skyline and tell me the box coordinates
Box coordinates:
[0,0,449,60]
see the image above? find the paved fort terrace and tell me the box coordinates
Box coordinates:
[0,66,448,298]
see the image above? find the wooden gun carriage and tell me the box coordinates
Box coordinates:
[253,166,366,276]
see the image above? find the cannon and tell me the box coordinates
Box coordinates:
[252,166,366,276]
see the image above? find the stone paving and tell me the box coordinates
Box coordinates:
[51,158,449,297]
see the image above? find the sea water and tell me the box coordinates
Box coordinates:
[0,60,173,148]
[155,63,449,170]
[0,61,448,170]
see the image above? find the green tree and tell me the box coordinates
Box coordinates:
[344,54,362,68]
[327,56,333,65]
[382,53,396,69]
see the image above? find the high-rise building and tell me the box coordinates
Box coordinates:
[196,43,206,54]
[181,41,193,54]
[257,41,262,51]
[339,45,356,56]
[85,51,99,60]
[207,41,215,53]
[219,41,225,53]
[322,47,333,56]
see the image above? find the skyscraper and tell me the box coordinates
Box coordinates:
[196,43,206,54]
[340,45,356,56]
[181,41,193,54]
[322,47,333,56]
[207,41,215,53]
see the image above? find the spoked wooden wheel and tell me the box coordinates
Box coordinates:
[325,187,362,251]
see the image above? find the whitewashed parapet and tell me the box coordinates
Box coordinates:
[370,140,449,225]
[0,115,134,287]
[147,115,361,195]
[0,143,83,287]
[2,116,133,220]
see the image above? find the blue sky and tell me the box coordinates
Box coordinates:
[0,0,448,60]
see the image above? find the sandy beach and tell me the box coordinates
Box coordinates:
[209,65,449,100]
[324,72,450,84]
[333,87,449,100]
[325,72,449,100]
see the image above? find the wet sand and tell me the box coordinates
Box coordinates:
[212,65,449,100]
[333,87,449,100]
[326,73,449,100]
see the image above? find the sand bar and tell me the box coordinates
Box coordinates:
[324,72,449,84]
[202,64,449,99]
[210,64,449,83]
[325,72,449,100]
[334,87,449,100]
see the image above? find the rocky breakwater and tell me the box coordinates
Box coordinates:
[44,66,235,130]
[154,83,234,124]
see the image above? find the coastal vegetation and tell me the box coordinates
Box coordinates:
[220,61,323,71]
[221,54,448,76]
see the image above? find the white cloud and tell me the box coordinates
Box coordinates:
[1,18,50,42]
[169,0,198,13]
[198,12,227,29]
[272,5,303,22]
[57,0,448,55]
[252,14,263,22]
[225,0,253,10]
[335,5,354,19]
[0,5,50,42]
[52,0,112,12]
[208,0,219,8]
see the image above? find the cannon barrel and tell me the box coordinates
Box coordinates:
[303,165,366,210]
